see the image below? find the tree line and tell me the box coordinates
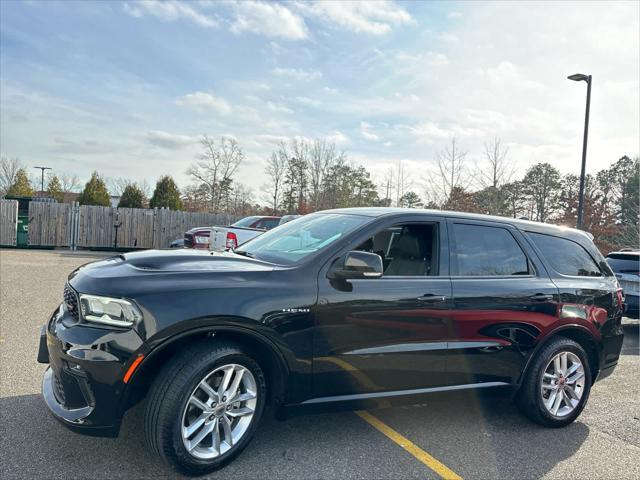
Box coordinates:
[1,134,638,252]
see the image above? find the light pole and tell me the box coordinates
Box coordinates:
[34,166,52,197]
[567,73,592,230]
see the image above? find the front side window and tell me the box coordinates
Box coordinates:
[528,232,602,277]
[236,213,370,265]
[356,223,439,276]
[452,223,530,276]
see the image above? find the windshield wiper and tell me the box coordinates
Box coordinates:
[233,250,255,258]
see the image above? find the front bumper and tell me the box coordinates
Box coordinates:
[38,306,144,437]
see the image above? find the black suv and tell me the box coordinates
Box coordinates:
[38,208,624,475]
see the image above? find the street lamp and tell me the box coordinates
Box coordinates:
[567,73,592,230]
[33,166,52,197]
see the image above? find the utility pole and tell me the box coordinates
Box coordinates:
[33,166,52,197]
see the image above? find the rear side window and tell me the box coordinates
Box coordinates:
[452,223,530,276]
[527,232,601,277]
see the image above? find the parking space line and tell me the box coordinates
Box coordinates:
[356,410,463,480]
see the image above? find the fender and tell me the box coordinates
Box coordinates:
[118,317,295,417]
[514,323,599,388]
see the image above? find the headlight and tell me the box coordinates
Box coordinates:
[195,235,210,244]
[79,294,142,327]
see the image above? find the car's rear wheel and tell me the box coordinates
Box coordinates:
[144,341,266,476]
[517,337,592,427]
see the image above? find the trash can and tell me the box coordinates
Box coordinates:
[16,214,28,247]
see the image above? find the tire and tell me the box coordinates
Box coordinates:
[516,337,592,428]
[144,340,266,476]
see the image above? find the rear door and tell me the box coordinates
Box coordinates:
[447,219,559,386]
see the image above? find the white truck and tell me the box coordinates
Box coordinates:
[208,215,281,251]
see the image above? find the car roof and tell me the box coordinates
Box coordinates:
[607,251,640,257]
[317,207,592,242]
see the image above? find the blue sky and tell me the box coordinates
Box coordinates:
[1,1,638,196]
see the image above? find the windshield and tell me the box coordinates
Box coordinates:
[232,216,261,228]
[236,213,370,265]
[606,254,640,274]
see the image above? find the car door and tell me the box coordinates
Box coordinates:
[447,219,559,386]
[312,216,452,398]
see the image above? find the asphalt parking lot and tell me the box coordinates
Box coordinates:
[1,249,638,479]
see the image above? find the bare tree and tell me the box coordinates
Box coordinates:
[59,172,82,193]
[425,137,469,206]
[394,160,412,207]
[264,149,287,214]
[106,177,132,196]
[475,137,515,214]
[307,139,343,210]
[188,135,244,212]
[0,156,22,196]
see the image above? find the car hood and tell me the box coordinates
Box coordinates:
[68,249,277,296]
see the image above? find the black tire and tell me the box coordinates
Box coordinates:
[516,337,592,428]
[144,340,266,476]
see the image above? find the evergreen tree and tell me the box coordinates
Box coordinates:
[77,171,110,206]
[150,175,183,210]
[118,184,145,208]
[6,168,35,197]
[400,191,423,208]
[46,175,64,203]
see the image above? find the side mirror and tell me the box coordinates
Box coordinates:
[329,251,383,280]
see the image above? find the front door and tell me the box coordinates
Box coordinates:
[312,217,451,398]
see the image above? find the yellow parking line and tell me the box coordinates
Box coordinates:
[356,410,463,480]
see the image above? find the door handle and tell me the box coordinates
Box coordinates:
[529,293,553,302]
[417,294,447,302]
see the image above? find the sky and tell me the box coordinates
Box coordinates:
[1,0,638,198]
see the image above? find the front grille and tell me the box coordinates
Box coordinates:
[63,284,79,320]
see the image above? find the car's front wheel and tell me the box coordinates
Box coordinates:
[517,337,592,427]
[144,340,266,476]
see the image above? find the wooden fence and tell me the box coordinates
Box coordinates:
[20,202,237,249]
[0,199,18,246]
[28,202,73,247]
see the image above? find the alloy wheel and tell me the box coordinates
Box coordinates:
[540,351,585,417]
[181,364,257,459]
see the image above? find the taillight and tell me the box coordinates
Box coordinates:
[226,232,238,250]
[616,288,625,309]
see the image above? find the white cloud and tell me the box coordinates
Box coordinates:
[448,11,463,19]
[295,96,322,108]
[296,1,414,35]
[175,92,232,115]
[360,121,380,141]
[145,130,198,149]
[272,67,322,81]
[395,51,449,67]
[325,130,349,145]
[230,1,307,40]
[483,61,544,90]
[123,1,218,28]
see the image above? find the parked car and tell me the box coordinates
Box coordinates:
[169,238,184,248]
[606,250,639,318]
[277,214,301,225]
[209,215,280,251]
[38,208,624,476]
